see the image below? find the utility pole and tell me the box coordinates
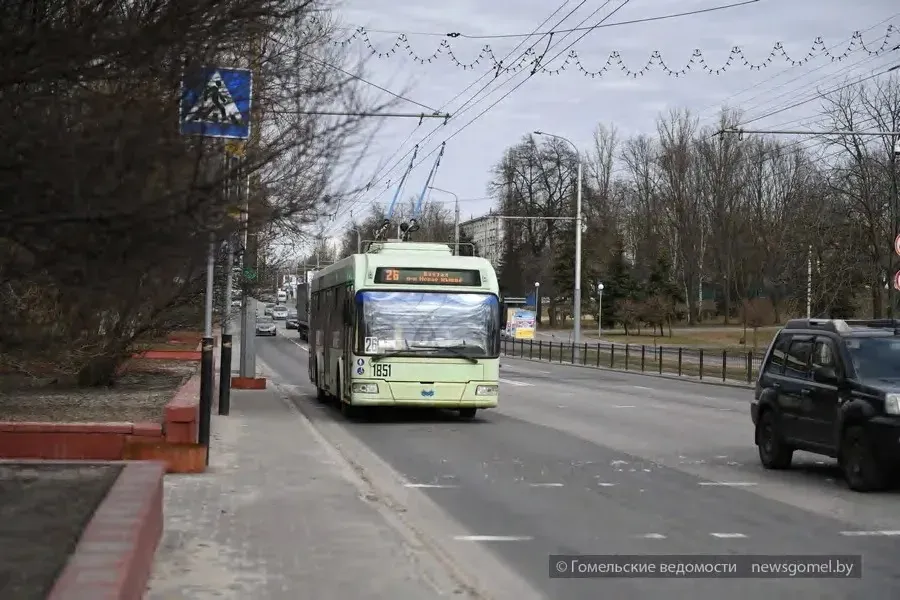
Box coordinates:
[534,130,583,357]
[429,187,460,254]
[807,245,812,319]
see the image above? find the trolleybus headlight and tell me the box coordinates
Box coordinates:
[475,385,498,396]
[352,382,379,394]
[885,393,900,415]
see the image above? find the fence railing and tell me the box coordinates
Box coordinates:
[500,338,766,384]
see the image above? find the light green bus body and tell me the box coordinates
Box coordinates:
[307,241,501,412]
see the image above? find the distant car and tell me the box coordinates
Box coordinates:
[264,303,274,316]
[255,316,276,336]
[272,305,288,320]
[286,309,299,329]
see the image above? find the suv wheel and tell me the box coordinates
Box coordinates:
[757,410,793,469]
[840,426,888,492]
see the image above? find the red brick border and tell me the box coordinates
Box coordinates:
[163,373,199,444]
[34,460,165,600]
[0,421,162,459]
[0,372,203,473]
[232,376,267,389]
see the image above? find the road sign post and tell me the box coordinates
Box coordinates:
[180,66,253,456]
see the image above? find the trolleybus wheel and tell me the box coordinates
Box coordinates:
[458,407,477,419]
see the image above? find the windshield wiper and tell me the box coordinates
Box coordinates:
[370,351,409,363]
[408,345,479,364]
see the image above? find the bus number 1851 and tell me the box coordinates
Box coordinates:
[372,364,392,378]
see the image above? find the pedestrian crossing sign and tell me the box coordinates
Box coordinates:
[180,67,253,139]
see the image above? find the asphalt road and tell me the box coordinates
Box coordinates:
[251,321,900,600]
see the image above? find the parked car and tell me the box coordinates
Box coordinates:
[264,303,274,316]
[752,318,900,492]
[286,309,299,329]
[272,305,289,320]
[255,316,277,336]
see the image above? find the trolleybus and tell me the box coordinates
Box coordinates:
[308,241,501,420]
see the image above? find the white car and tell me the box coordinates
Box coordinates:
[272,305,289,320]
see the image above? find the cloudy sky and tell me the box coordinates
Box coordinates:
[315,0,898,244]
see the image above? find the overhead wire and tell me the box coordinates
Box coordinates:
[297,50,440,113]
[331,8,898,240]
[324,0,586,234]
[332,0,760,39]
[332,1,880,233]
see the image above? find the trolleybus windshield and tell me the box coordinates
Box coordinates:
[357,291,500,357]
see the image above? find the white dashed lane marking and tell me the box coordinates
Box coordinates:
[840,530,900,537]
[403,483,460,489]
[528,483,564,487]
[698,482,757,487]
[499,378,533,387]
[454,535,534,542]
[710,533,748,538]
[637,533,667,539]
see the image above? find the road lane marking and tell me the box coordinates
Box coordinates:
[404,483,460,489]
[698,482,757,487]
[290,340,309,352]
[454,535,533,542]
[612,405,637,408]
[840,530,900,536]
[637,533,667,539]
[633,386,653,391]
[710,533,747,538]
[596,482,617,487]
[528,483,564,487]
[499,378,533,387]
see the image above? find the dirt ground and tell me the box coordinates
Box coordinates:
[0,360,196,423]
[0,463,121,599]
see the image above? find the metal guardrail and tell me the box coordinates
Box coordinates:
[501,338,766,384]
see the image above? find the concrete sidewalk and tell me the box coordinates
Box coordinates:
[145,383,462,598]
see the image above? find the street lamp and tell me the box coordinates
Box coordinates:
[534,281,540,322]
[597,282,604,338]
[534,130,583,353]
[428,187,460,254]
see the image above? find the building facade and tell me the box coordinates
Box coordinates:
[459,213,504,269]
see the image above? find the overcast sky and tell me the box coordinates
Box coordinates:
[313,0,898,246]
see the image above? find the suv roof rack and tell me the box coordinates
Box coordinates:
[784,318,900,335]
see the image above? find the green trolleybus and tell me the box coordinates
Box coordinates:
[308,241,501,419]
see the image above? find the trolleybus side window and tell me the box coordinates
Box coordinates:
[334,285,347,348]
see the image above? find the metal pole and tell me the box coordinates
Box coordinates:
[533,131,582,354]
[219,155,236,414]
[356,230,361,254]
[454,196,460,255]
[204,233,215,337]
[239,162,256,378]
[598,285,603,338]
[807,245,812,318]
[199,232,215,461]
[573,158,583,356]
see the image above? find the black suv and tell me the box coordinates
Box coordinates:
[752,318,900,491]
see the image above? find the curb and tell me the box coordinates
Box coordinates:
[40,460,165,600]
[500,353,753,390]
